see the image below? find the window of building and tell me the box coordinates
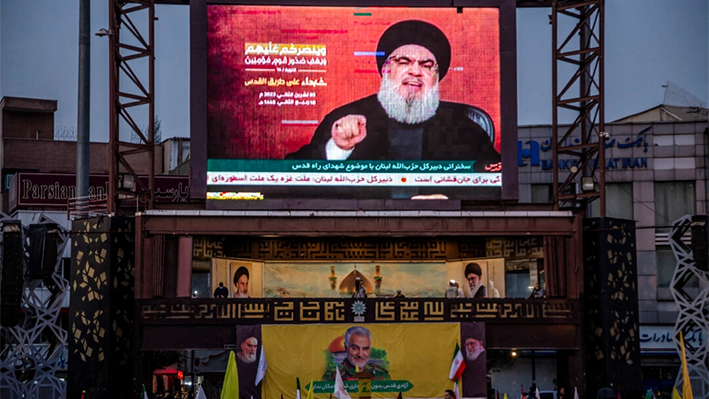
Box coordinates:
[654,181,696,232]
[531,184,552,203]
[589,182,634,219]
[656,248,675,288]
[655,181,696,288]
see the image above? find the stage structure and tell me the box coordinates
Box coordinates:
[0,215,70,399]
[107,0,157,212]
[551,0,606,213]
[97,2,617,399]
[670,215,709,399]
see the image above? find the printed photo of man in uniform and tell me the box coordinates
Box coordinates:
[322,326,391,381]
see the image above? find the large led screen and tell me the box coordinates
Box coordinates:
[205,5,506,200]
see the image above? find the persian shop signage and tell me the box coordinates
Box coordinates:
[9,172,189,209]
[640,325,706,353]
[518,129,649,170]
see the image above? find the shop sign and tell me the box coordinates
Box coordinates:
[9,172,190,210]
[640,325,706,353]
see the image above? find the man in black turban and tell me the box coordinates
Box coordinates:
[287,20,500,180]
[465,262,486,298]
[233,266,250,298]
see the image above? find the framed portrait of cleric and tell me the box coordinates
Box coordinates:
[191,0,518,202]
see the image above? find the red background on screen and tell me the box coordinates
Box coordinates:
[207,6,500,159]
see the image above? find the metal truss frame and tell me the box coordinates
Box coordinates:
[670,215,709,399]
[0,215,70,399]
[551,0,606,214]
[108,0,156,213]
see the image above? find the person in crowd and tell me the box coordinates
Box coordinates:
[213,282,229,298]
[445,280,459,298]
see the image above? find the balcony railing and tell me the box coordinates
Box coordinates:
[138,297,580,325]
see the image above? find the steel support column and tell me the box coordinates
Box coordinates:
[108,0,156,213]
[551,0,606,214]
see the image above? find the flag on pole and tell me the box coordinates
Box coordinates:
[296,378,302,399]
[449,343,466,381]
[644,390,652,399]
[221,351,239,399]
[255,345,268,386]
[573,387,580,399]
[141,384,148,399]
[306,380,315,399]
[672,387,681,399]
[536,387,541,399]
[334,365,352,399]
[397,392,403,399]
[82,390,86,399]
[504,394,508,399]
[196,385,208,399]
[680,331,694,399]
[453,381,460,399]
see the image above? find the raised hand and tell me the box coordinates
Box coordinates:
[331,114,367,151]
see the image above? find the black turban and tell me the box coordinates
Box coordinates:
[233,266,250,287]
[376,20,452,80]
[465,262,482,277]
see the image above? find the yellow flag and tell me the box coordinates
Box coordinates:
[504,394,508,399]
[221,351,239,399]
[306,379,314,399]
[672,387,681,399]
[679,331,693,399]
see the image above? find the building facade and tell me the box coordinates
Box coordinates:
[518,119,709,391]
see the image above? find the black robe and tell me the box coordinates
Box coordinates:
[286,94,500,171]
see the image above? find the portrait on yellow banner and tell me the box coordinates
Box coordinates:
[261,323,469,399]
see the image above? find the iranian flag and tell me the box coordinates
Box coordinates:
[296,377,302,399]
[448,343,466,381]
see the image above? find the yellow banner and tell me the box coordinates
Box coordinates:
[262,323,460,399]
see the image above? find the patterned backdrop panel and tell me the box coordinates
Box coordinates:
[69,216,135,399]
[582,218,641,399]
[197,236,533,261]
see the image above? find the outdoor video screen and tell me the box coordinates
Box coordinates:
[206,6,503,200]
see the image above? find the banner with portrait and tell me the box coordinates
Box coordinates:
[235,323,486,399]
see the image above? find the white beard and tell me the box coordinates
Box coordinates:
[348,356,368,370]
[235,291,249,298]
[238,351,257,364]
[377,74,439,124]
[468,281,482,298]
[466,346,484,361]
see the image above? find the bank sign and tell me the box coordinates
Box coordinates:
[640,325,706,354]
[8,172,190,210]
[518,128,650,170]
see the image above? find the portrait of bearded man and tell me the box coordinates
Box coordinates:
[287,20,499,171]
[237,336,258,364]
